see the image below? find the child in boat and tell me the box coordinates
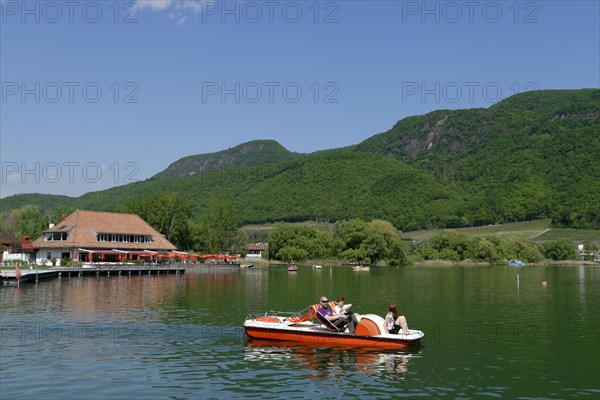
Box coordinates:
[334,296,359,327]
[384,303,410,335]
[334,296,352,314]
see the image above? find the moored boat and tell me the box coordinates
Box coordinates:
[243,305,424,349]
[508,260,526,267]
[288,263,298,272]
[312,265,322,269]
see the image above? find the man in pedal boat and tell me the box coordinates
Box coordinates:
[316,297,356,334]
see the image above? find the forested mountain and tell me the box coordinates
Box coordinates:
[152,139,302,180]
[355,89,600,228]
[2,89,598,230]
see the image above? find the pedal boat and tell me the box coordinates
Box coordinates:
[243,304,424,349]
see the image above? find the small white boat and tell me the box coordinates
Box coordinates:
[312,265,322,269]
[353,265,370,271]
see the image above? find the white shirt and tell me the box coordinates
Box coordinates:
[334,303,351,314]
[385,311,395,331]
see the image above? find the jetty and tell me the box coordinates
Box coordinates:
[0,266,185,286]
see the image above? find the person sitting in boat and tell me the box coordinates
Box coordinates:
[384,303,410,335]
[334,296,352,315]
[317,296,356,334]
[334,296,358,326]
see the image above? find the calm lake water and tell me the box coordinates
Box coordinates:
[1,265,599,399]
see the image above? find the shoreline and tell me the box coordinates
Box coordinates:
[237,259,599,268]
[408,260,599,267]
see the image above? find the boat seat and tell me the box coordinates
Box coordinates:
[286,302,346,332]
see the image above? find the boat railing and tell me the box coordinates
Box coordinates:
[246,310,299,318]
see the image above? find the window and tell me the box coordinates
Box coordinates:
[45,232,68,241]
[96,232,152,243]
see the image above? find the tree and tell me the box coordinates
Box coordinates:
[505,238,543,262]
[278,246,309,262]
[335,219,370,250]
[4,205,48,240]
[125,192,193,248]
[47,205,75,225]
[468,238,498,262]
[268,222,335,261]
[541,239,578,261]
[429,230,470,260]
[195,199,239,253]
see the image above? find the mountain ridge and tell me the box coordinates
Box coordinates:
[152,139,303,180]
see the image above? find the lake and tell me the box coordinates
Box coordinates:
[1,265,599,399]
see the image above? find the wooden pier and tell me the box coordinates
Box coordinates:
[0,266,185,286]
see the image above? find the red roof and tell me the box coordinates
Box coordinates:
[32,210,176,251]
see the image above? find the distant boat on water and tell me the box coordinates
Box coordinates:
[288,263,298,272]
[312,265,322,269]
[508,260,526,267]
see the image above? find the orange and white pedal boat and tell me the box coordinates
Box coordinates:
[243,302,424,349]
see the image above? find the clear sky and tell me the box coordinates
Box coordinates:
[1,0,598,197]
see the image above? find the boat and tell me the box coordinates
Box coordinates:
[243,303,424,349]
[508,260,526,267]
[241,263,254,268]
[312,265,322,269]
[353,265,370,271]
[288,263,298,272]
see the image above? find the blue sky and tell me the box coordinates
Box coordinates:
[1,0,599,197]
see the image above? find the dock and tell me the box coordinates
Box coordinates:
[0,266,185,286]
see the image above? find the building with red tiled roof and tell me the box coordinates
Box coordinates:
[246,242,268,260]
[32,210,176,265]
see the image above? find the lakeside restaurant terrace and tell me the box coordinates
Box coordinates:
[78,249,241,264]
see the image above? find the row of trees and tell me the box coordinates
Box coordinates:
[267,223,584,264]
[267,219,408,265]
[416,230,579,262]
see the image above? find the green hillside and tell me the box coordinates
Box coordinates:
[356,89,600,228]
[0,193,75,213]
[152,139,302,180]
[69,151,463,230]
[2,89,598,231]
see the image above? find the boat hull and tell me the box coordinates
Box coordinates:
[245,326,418,349]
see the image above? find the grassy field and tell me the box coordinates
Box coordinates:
[533,228,600,242]
[242,218,600,243]
[402,219,553,241]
